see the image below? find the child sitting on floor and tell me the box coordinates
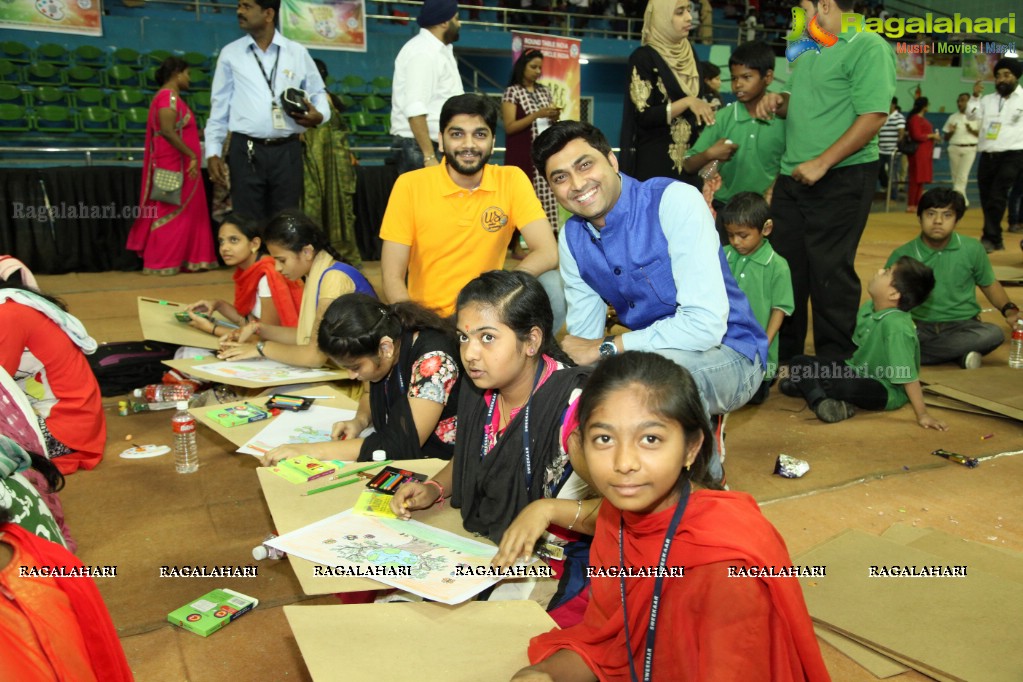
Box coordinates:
[513,352,829,681]
[782,257,947,430]
[721,192,793,403]
[886,187,1019,369]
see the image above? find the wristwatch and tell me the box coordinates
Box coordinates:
[598,335,618,358]
[1002,302,1019,317]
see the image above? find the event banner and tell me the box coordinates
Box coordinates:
[511,32,582,122]
[0,0,102,36]
[961,52,1002,82]
[895,50,925,81]
[281,0,367,52]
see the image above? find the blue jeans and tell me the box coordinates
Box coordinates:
[390,136,438,176]
[652,346,764,482]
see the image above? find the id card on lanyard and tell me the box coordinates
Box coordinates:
[250,44,286,129]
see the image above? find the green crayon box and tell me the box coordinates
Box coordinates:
[167,588,258,637]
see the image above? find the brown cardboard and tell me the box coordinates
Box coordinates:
[163,357,348,389]
[795,529,1023,682]
[993,266,1023,284]
[137,296,223,350]
[922,394,1006,419]
[257,459,492,594]
[922,367,1023,421]
[284,601,556,681]
[813,625,908,678]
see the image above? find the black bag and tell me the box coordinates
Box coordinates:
[897,135,918,156]
[87,341,179,397]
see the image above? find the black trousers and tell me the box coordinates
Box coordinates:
[977,149,1023,246]
[227,133,304,222]
[788,355,889,411]
[770,161,877,361]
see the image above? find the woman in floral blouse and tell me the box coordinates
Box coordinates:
[261,294,460,464]
[619,0,715,185]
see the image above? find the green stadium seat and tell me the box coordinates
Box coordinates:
[67,65,103,88]
[182,52,210,69]
[74,87,108,108]
[111,47,141,69]
[80,105,120,135]
[33,105,77,134]
[36,44,70,67]
[147,50,172,66]
[339,93,356,111]
[32,86,71,108]
[25,63,64,87]
[370,76,392,92]
[0,84,29,108]
[120,107,149,136]
[112,88,148,110]
[73,45,107,68]
[0,103,31,132]
[107,65,141,89]
[341,74,366,92]
[187,69,210,90]
[362,95,388,112]
[0,60,18,83]
[1,41,32,66]
[190,90,211,115]
[141,66,160,91]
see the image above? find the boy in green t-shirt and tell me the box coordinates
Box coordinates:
[886,188,1020,369]
[781,257,947,430]
[684,40,785,242]
[721,193,793,403]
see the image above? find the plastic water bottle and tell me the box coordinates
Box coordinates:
[171,401,198,473]
[699,160,720,180]
[137,383,194,403]
[252,534,286,560]
[1009,320,1023,369]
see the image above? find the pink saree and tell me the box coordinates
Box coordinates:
[126,88,217,275]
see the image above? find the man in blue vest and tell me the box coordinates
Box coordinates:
[533,121,767,483]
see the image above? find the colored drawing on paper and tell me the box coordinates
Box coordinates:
[237,406,356,456]
[191,359,332,384]
[266,511,500,604]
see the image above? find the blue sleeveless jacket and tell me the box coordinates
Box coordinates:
[564,174,766,366]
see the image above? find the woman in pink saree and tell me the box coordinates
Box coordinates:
[127,57,217,275]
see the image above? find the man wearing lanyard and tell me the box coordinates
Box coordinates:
[389,0,464,175]
[965,57,1023,253]
[205,0,329,220]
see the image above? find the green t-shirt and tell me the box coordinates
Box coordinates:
[725,239,794,377]
[782,18,896,174]
[686,102,786,203]
[886,234,995,323]
[1,473,65,547]
[845,301,919,410]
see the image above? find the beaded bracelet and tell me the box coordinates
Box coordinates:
[567,499,583,531]
[424,479,444,507]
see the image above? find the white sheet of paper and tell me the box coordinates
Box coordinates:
[190,359,333,384]
[236,405,357,456]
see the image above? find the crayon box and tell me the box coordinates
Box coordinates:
[270,455,338,484]
[167,588,258,637]
[206,404,270,428]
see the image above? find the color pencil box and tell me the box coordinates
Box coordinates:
[271,455,338,484]
[365,466,427,495]
[167,588,258,637]
[266,394,314,411]
[206,404,270,427]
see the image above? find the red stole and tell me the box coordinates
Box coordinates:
[233,256,302,327]
[528,491,830,681]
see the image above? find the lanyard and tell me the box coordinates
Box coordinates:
[479,360,545,491]
[382,361,406,426]
[249,44,280,96]
[618,482,691,682]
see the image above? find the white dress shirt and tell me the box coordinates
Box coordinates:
[942,111,979,145]
[205,30,329,159]
[965,85,1023,153]
[390,29,464,140]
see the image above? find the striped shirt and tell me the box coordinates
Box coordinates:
[877,111,905,153]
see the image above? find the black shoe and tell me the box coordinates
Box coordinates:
[747,381,771,405]
[1008,224,1023,234]
[980,238,1005,253]
[813,398,856,423]
[778,378,800,397]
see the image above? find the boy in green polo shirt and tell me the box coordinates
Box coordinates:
[721,192,793,403]
[782,257,946,430]
[684,41,785,242]
[886,187,1020,369]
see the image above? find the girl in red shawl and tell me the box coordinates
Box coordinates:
[185,213,303,332]
[514,352,830,682]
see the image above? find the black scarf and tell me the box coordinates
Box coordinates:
[451,365,590,544]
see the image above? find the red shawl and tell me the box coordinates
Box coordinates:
[528,491,830,681]
[0,523,133,681]
[233,256,303,327]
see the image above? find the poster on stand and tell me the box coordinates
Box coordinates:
[281,0,367,52]
[511,32,582,122]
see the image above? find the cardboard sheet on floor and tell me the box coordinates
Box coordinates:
[993,265,1023,284]
[922,393,1006,419]
[813,625,908,678]
[880,523,1023,584]
[795,529,1023,682]
[922,368,1023,421]
[285,601,555,681]
[164,357,348,388]
[137,296,223,350]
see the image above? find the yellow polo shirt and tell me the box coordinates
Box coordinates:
[380,161,546,315]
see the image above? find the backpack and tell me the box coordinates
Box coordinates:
[87,340,179,397]
[897,135,918,156]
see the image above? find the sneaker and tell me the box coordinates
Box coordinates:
[980,238,1005,253]
[1008,224,1023,234]
[778,378,800,397]
[960,351,982,369]
[813,399,856,423]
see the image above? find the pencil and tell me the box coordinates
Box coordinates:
[303,477,364,496]
[329,460,393,481]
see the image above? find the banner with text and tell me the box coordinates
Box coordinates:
[281,0,367,52]
[0,0,102,36]
[511,32,582,122]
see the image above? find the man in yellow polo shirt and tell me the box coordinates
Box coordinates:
[380,94,561,323]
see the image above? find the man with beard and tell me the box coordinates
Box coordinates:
[379,94,560,319]
[389,0,465,174]
[205,0,327,219]
[965,57,1023,252]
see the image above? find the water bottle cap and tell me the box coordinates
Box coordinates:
[372,450,386,461]
[175,400,189,410]
[252,545,269,560]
